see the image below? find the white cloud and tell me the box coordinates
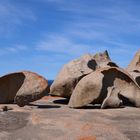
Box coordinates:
[0,45,28,55]
[0,3,35,21]
[34,0,140,69]
[36,34,110,57]
[6,45,28,52]
[0,1,36,36]
[48,0,140,34]
[35,32,140,69]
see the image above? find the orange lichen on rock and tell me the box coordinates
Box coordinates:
[31,114,41,124]
[42,95,59,101]
[78,136,96,140]
[81,123,93,131]
[64,122,73,128]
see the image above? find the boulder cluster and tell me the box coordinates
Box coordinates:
[0,49,140,109]
[50,49,140,108]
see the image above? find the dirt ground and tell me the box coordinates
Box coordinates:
[0,96,140,140]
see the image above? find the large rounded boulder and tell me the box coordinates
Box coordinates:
[68,67,140,108]
[0,71,49,107]
[50,54,97,98]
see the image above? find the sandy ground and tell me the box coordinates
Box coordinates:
[0,96,140,140]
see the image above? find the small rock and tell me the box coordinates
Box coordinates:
[1,106,13,111]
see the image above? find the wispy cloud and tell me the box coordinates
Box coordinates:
[0,1,36,36]
[36,33,136,56]
[6,45,28,52]
[0,2,36,22]
[36,34,109,56]
[0,0,140,79]
[0,45,28,55]
[35,30,140,69]
[46,0,140,33]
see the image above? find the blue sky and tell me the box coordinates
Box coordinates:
[0,0,140,79]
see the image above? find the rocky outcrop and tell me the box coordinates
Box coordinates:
[128,71,140,86]
[93,50,118,69]
[127,49,140,72]
[0,71,49,107]
[50,54,97,98]
[68,67,140,108]
[126,49,140,86]
[50,51,118,98]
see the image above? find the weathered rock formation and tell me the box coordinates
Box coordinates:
[50,51,118,98]
[69,67,140,108]
[101,86,122,109]
[126,49,140,86]
[127,49,140,72]
[127,71,140,86]
[50,54,97,98]
[93,50,118,68]
[0,71,49,107]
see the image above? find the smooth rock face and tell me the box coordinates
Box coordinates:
[0,72,25,104]
[127,49,140,72]
[69,67,140,108]
[15,71,49,107]
[128,71,140,86]
[50,51,118,98]
[101,86,122,109]
[50,54,97,98]
[0,71,49,107]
